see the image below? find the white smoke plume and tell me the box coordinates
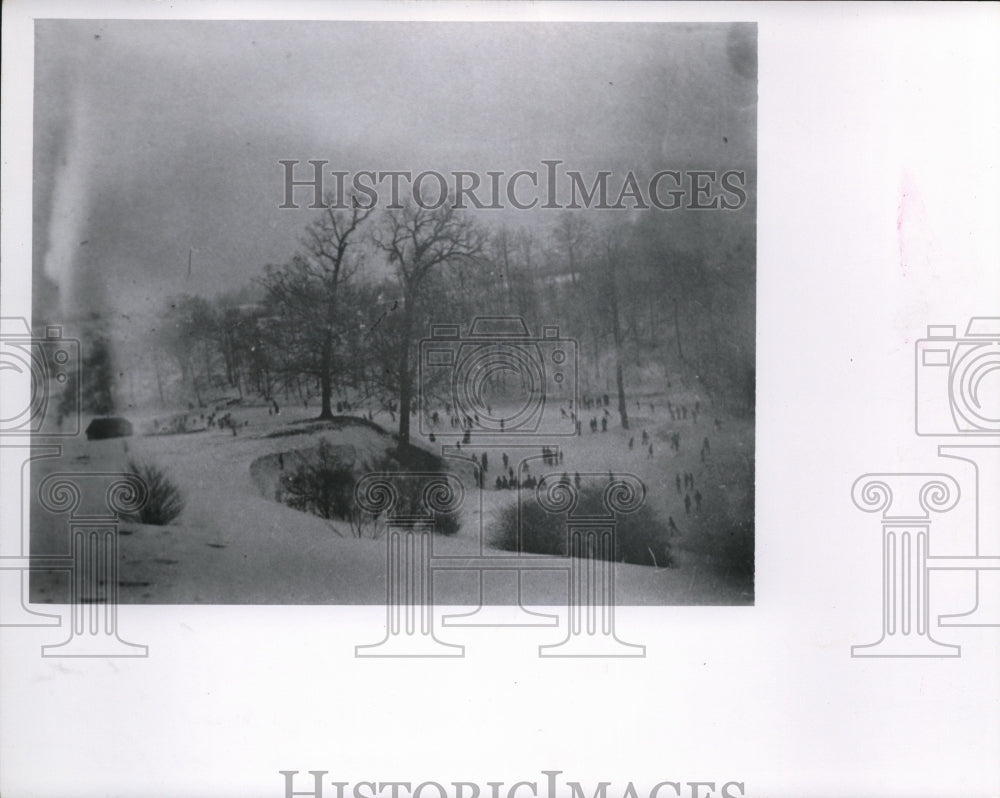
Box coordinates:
[41,90,93,321]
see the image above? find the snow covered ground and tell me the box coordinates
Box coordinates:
[29,394,753,606]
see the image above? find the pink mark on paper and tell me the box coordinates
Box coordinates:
[897,171,934,279]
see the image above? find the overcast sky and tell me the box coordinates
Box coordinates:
[33,20,756,321]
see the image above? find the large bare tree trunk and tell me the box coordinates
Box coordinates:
[608,263,629,430]
[318,330,334,420]
[674,297,685,365]
[373,202,485,448]
[397,307,413,447]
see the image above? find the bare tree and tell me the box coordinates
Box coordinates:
[260,196,373,420]
[160,295,218,407]
[599,228,630,430]
[551,211,588,286]
[374,200,485,447]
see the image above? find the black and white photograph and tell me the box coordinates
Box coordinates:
[26,19,756,607]
[2,4,998,798]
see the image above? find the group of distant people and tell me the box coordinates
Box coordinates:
[664,399,699,424]
[419,391,717,442]
[206,410,246,435]
[589,415,608,433]
[240,388,722,535]
[626,428,657,459]
[580,394,612,411]
[676,471,703,513]
[459,446,577,493]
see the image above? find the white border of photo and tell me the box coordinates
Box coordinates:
[2,2,998,797]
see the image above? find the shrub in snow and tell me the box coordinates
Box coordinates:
[491,484,672,568]
[126,459,185,525]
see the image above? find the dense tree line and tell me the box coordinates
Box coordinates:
[137,195,754,443]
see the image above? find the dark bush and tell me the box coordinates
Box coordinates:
[491,484,673,567]
[281,440,356,520]
[358,452,460,536]
[279,443,460,536]
[85,416,133,440]
[381,470,460,536]
[390,443,446,471]
[126,459,185,525]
